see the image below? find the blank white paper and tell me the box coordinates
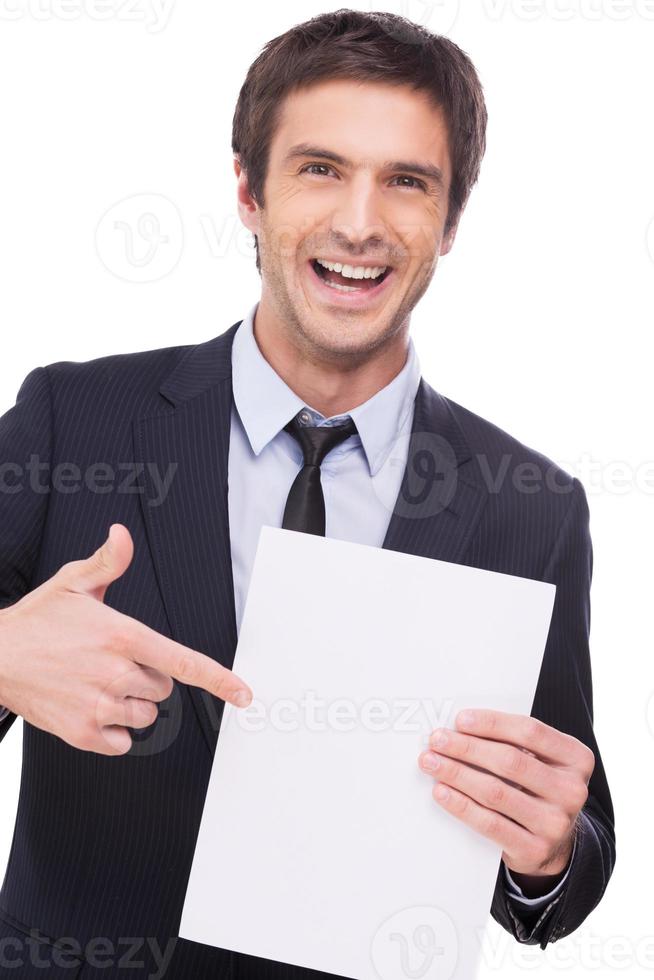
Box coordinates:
[179,525,556,980]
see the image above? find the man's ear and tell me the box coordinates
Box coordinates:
[234,156,260,236]
[440,219,459,257]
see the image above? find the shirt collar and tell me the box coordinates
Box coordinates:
[232,301,422,477]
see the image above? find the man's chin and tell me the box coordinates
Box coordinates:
[295,312,397,361]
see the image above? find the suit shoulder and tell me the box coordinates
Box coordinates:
[43,340,192,390]
[38,337,207,420]
[441,393,581,501]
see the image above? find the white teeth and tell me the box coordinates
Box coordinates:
[315,258,387,280]
[322,279,360,293]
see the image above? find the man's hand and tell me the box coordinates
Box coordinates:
[0,523,253,756]
[418,709,595,881]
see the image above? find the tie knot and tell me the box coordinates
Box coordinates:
[284,414,357,468]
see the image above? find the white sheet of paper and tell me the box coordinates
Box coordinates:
[179,526,556,980]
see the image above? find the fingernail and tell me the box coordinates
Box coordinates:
[422,752,440,771]
[234,690,252,708]
[431,730,448,748]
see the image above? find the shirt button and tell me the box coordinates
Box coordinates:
[299,411,311,424]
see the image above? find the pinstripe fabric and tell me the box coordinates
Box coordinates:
[0,320,615,977]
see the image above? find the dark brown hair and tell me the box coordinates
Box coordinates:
[232,8,488,272]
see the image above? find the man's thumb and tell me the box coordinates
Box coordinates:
[63,523,134,599]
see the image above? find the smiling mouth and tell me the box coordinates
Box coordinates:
[309,258,392,292]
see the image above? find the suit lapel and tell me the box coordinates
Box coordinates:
[381,377,488,565]
[133,322,488,758]
[133,322,241,758]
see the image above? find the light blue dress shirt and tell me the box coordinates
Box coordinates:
[0,302,575,912]
[228,302,575,911]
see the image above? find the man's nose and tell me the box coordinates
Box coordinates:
[330,174,386,248]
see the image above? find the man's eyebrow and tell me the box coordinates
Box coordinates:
[283,143,445,191]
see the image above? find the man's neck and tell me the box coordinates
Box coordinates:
[252,301,410,418]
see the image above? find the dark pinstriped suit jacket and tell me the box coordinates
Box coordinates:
[0,319,615,979]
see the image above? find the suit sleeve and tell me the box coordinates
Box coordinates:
[502,835,574,906]
[490,477,616,947]
[0,366,53,744]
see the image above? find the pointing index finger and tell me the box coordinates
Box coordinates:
[121,614,252,707]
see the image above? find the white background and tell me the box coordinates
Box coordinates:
[0,1,652,977]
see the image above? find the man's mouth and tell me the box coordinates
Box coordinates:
[309,257,392,293]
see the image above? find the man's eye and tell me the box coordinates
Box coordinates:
[300,163,335,177]
[299,166,424,190]
[391,175,425,191]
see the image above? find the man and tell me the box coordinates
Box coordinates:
[0,9,614,978]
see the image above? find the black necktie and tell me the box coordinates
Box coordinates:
[282,414,357,535]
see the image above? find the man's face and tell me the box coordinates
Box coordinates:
[235,78,456,360]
